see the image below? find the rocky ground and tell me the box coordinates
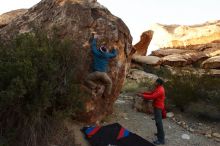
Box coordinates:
[72,93,220,146]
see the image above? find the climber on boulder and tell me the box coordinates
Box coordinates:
[85,33,118,98]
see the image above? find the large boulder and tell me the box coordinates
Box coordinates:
[132,55,161,66]
[122,69,158,93]
[203,43,220,57]
[202,56,220,69]
[160,52,208,67]
[133,97,153,114]
[0,0,132,123]
[151,48,191,57]
[0,9,27,29]
[161,54,189,67]
[127,69,158,82]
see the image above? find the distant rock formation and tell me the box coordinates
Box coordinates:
[0,9,27,29]
[131,31,155,67]
[138,21,220,70]
[0,0,134,123]
[150,21,220,49]
[133,30,153,56]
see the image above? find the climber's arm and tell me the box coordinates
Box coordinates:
[107,48,117,58]
[91,38,102,56]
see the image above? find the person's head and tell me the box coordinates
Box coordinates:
[155,78,164,86]
[99,45,108,53]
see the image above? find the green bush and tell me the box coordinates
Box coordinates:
[163,70,220,113]
[143,65,220,110]
[0,30,87,145]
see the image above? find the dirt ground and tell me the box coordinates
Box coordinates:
[72,95,220,146]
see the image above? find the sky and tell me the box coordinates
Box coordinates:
[1,0,220,52]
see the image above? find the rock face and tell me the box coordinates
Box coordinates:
[131,31,155,66]
[124,69,157,114]
[132,55,161,66]
[127,69,158,82]
[202,56,220,69]
[0,9,27,29]
[134,97,153,114]
[133,30,153,56]
[150,21,220,49]
[0,0,132,123]
[148,21,220,69]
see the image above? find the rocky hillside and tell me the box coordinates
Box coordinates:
[0,0,138,123]
[150,21,220,49]
[0,9,27,29]
[132,21,220,72]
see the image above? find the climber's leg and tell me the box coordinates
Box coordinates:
[101,73,112,97]
[85,72,99,90]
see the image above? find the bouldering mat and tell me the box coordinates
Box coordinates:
[81,123,155,146]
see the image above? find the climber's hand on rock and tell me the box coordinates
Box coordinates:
[91,32,98,39]
[94,34,99,39]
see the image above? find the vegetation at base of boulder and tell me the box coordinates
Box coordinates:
[0,29,88,146]
[165,73,220,110]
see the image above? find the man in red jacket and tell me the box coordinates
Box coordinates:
[137,78,165,145]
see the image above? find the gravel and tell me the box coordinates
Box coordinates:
[107,97,220,146]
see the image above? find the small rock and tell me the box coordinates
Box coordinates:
[119,112,127,118]
[205,130,212,135]
[215,138,220,142]
[180,121,187,128]
[166,112,174,118]
[124,117,129,120]
[181,134,190,140]
[198,122,203,126]
[182,124,187,129]
[212,133,220,138]
[189,128,195,132]
[123,95,134,100]
[181,121,186,125]
[115,99,126,104]
[205,134,212,138]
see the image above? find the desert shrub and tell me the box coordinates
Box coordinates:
[142,65,220,117]
[0,29,88,146]
[164,70,220,113]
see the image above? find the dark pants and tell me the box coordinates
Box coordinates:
[154,108,165,143]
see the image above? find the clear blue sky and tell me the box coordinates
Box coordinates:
[1,0,220,44]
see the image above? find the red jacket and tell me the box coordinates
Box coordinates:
[141,85,165,110]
